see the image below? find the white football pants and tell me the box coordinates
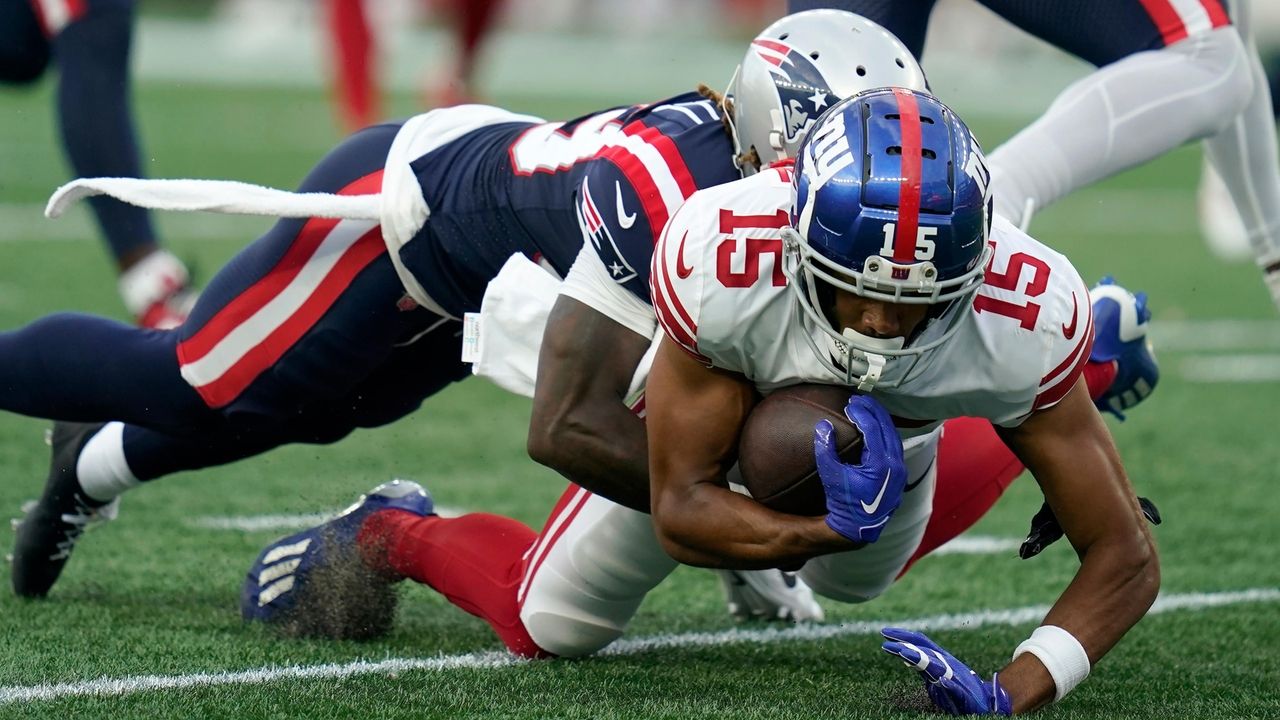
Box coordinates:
[988,17,1280,282]
[518,427,940,658]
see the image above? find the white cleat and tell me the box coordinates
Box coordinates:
[718,568,825,623]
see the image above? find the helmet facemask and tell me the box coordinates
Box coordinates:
[784,88,994,391]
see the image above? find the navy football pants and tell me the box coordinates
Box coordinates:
[0,123,471,480]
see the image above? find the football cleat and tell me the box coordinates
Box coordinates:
[717,569,825,623]
[11,422,117,598]
[1090,276,1158,421]
[241,479,433,640]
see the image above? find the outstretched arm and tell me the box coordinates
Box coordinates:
[882,379,1158,715]
[646,337,851,569]
[996,379,1160,712]
[527,296,653,512]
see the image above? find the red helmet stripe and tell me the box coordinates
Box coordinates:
[1199,0,1230,29]
[753,39,791,54]
[892,88,922,263]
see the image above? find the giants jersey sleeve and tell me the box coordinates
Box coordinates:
[652,168,805,379]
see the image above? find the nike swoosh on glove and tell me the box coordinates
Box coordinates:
[881,627,1012,716]
[814,394,907,544]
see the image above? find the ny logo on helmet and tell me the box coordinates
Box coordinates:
[750,39,834,145]
[803,109,853,189]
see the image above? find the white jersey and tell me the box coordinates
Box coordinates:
[651,167,1093,432]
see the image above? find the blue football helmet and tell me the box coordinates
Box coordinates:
[781,87,993,389]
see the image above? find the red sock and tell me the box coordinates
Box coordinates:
[453,0,503,78]
[900,360,1117,574]
[358,509,549,658]
[328,0,379,131]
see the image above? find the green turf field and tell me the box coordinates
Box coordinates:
[1,78,1279,719]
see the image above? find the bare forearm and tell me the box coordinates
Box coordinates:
[529,296,654,512]
[999,537,1159,713]
[996,383,1161,712]
[653,483,852,569]
[534,406,651,512]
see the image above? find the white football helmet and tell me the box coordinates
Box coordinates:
[728,9,928,173]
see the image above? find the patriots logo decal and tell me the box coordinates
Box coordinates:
[751,39,833,144]
[579,177,638,284]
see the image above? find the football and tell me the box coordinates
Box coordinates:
[737,384,864,516]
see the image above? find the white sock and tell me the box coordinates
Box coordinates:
[76,422,141,503]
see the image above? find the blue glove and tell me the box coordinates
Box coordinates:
[881,627,1013,716]
[813,394,906,544]
[1089,276,1158,421]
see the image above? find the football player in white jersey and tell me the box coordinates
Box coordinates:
[644,89,1157,714]
[242,13,1158,678]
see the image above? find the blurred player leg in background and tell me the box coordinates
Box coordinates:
[432,0,506,107]
[0,0,195,328]
[1198,0,1280,261]
[327,0,379,132]
[326,0,507,132]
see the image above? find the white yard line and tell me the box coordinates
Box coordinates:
[2,587,1276,704]
[1178,354,1280,383]
[930,535,1023,556]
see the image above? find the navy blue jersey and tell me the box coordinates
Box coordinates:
[401,93,741,317]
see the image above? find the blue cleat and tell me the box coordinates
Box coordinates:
[1090,276,1158,421]
[241,479,433,640]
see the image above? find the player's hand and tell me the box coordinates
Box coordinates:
[1020,496,1162,559]
[813,394,906,544]
[881,627,1012,716]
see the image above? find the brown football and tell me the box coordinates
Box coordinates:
[737,384,863,516]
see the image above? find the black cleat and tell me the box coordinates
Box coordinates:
[11,422,116,598]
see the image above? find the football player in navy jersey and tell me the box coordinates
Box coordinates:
[4,11,914,614]
[0,0,195,327]
[791,0,1280,312]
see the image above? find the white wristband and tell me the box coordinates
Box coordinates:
[1012,625,1091,702]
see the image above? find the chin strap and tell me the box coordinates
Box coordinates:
[854,353,887,391]
[839,327,903,391]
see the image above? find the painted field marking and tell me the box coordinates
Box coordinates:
[2,587,1276,704]
[1178,354,1280,383]
[930,535,1022,556]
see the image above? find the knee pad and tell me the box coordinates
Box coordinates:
[519,492,678,657]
